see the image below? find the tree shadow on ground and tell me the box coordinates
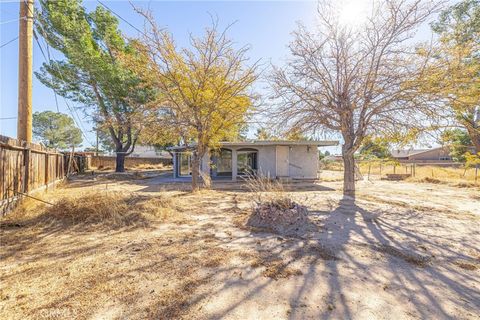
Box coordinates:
[200,196,479,319]
[1,187,478,319]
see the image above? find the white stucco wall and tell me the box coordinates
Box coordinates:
[288,145,319,179]
[256,145,277,178]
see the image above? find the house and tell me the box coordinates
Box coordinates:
[390,147,452,161]
[129,145,172,159]
[170,140,338,181]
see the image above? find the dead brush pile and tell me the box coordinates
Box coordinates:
[11,191,181,228]
[244,174,308,235]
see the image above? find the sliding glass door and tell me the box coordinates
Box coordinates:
[178,152,191,176]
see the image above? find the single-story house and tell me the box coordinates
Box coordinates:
[169,140,338,181]
[390,147,452,161]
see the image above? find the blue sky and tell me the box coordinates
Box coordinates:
[0,0,441,153]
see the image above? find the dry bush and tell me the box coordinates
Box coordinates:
[6,191,181,228]
[244,172,290,207]
[244,173,310,236]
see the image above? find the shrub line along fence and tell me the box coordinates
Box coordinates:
[0,135,87,215]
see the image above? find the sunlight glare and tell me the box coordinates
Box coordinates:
[338,0,371,27]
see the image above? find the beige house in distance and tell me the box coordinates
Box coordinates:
[170,140,338,181]
[390,147,452,161]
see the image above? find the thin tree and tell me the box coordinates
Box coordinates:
[129,12,259,190]
[271,0,439,197]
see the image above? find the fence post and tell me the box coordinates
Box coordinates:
[45,153,49,188]
[23,147,31,193]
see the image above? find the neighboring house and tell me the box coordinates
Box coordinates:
[129,145,172,158]
[323,155,343,161]
[169,140,338,181]
[390,147,452,161]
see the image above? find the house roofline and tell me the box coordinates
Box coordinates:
[167,140,339,151]
[391,146,448,158]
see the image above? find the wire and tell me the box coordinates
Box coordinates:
[0,36,19,48]
[96,0,145,37]
[32,29,95,147]
[0,117,17,120]
[24,1,94,147]
[0,17,26,25]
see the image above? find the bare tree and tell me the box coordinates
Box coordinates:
[271,0,440,197]
[129,11,259,190]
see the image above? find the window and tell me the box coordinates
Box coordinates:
[237,149,258,176]
[178,152,191,176]
[215,149,232,176]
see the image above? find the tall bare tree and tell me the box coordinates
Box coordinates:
[129,12,259,190]
[271,0,440,197]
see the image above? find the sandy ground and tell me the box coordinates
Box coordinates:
[0,170,479,319]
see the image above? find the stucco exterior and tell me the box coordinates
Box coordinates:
[170,140,337,181]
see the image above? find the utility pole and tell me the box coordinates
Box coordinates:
[17,0,34,143]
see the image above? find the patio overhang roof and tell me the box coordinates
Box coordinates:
[167,140,339,151]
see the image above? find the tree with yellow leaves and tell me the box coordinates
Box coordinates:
[419,0,480,153]
[129,12,259,190]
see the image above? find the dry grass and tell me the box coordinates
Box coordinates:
[244,173,293,209]
[5,191,181,229]
[454,260,478,271]
[247,251,303,280]
[323,161,479,186]
[133,163,165,170]
[374,244,432,267]
[262,261,303,280]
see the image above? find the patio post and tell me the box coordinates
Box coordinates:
[232,149,238,181]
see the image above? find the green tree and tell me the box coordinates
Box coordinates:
[359,136,391,159]
[441,129,473,162]
[33,111,82,149]
[35,0,155,172]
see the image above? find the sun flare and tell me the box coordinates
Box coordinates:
[337,0,371,27]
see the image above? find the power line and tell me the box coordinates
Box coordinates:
[96,0,145,37]
[0,117,17,120]
[31,27,95,147]
[24,0,95,147]
[0,36,19,48]
[0,17,25,25]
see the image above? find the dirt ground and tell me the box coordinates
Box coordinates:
[1,170,479,319]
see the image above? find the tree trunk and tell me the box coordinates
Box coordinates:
[465,120,480,154]
[115,152,126,172]
[191,153,200,192]
[342,150,356,198]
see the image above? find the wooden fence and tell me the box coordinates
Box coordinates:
[90,155,172,169]
[0,135,87,214]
